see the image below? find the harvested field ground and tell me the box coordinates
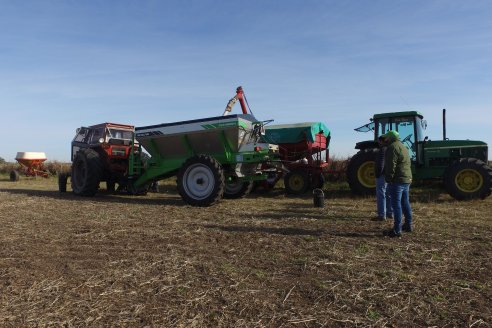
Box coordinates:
[0,176,490,327]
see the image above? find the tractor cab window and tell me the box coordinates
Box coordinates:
[107,128,133,145]
[73,127,89,143]
[394,118,416,160]
[108,129,133,140]
[375,116,417,161]
[90,128,105,144]
[354,121,375,133]
[375,118,391,139]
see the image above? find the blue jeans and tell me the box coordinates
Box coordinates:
[388,183,413,233]
[376,176,393,218]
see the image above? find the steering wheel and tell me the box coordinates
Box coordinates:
[401,134,414,148]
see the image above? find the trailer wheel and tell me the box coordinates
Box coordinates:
[177,155,225,206]
[444,158,492,200]
[284,170,310,194]
[10,170,20,182]
[224,180,254,199]
[347,148,378,195]
[58,172,68,192]
[71,148,102,196]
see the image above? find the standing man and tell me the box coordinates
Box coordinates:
[382,130,413,238]
[373,136,393,221]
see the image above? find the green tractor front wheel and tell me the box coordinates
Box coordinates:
[347,148,378,195]
[444,158,492,200]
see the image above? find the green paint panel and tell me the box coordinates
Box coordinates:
[201,121,248,129]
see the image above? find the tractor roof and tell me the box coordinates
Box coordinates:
[89,123,134,130]
[373,111,423,120]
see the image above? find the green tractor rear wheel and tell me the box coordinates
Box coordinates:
[444,158,492,200]
[347,148,378,195]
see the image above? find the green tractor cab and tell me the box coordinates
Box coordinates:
[347,110,492,200]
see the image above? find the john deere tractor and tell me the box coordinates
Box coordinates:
[347,110,492,200]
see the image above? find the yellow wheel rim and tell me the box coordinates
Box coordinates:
[289,174,306,192]
[455,169,483,193]
[357,161,376,188]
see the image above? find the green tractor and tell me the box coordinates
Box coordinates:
[347,110,492,200]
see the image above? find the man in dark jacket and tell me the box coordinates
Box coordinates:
[382,130,413,238]
[374,136,393,221]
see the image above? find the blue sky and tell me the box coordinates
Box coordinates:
[1,1,491,161]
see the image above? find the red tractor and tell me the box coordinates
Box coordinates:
[59,123,149,195]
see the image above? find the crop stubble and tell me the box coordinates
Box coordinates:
[0,178,490,327]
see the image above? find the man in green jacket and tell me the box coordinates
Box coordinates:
[382,130,413,237]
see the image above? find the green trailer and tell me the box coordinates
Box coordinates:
[129,113,279,206]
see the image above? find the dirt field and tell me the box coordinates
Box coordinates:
[0,177,490,327]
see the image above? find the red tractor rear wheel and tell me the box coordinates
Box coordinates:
[71,149,103,196]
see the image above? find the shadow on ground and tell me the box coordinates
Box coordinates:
[0,188,184,206]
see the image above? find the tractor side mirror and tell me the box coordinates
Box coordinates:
[421,120,427,130]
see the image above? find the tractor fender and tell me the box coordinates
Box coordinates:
[355,140,378,150]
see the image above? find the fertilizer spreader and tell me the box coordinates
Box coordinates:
[10,152,50,181]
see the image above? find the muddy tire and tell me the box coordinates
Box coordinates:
[224,180,254,199]
[71,148,102,196]
[347,148,378,195]
[10,170,20,182]
[177,155,225,206]
[284,169,310,194]
[58,172,68,192]
[444,158,492,200]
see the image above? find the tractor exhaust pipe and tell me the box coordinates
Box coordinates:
[442,108,447,140]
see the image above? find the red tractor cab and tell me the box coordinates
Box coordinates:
[60,123,141,195]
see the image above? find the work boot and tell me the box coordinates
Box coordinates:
[371,216,386,221]
[402,224,413,233]
[383,229,401,238]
